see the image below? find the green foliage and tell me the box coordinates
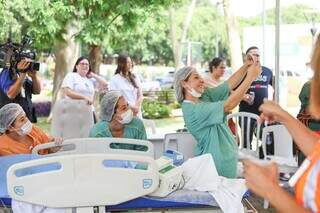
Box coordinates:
[238,4,320,27]
[0,0,75,51]
[188,4,228,61]
[142,99,171,119]
[157,89,176,105]
[0,0,174,55]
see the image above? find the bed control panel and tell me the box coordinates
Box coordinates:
[149,156,183,197]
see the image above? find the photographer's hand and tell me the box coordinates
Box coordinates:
[17,59,30,71]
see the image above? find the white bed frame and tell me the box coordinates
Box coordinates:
[8,138,158,213]
[6,138,257,213]
[32,137,154,157]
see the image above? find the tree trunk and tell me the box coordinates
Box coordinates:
[223,0,243,70]
[51,23,80,107]
[169,0,197,70]
[89,45,102,74]
[169,7,180,71]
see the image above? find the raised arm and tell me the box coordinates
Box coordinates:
[28,71,41,94]
[88,72,108,90]
[227,54,253,90]
[224,62,261,112]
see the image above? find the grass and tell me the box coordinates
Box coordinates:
[36,117,51,134]
[153,117,184,128]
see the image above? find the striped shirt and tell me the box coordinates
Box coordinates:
[295,142,320,212]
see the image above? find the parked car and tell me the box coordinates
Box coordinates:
[159,70,175,89]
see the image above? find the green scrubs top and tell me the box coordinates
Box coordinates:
[299,81,320,131]
[182,81,238,178]
[89,117,147,151]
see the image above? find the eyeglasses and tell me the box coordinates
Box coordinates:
[79,62,89,66]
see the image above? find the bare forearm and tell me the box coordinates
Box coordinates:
[93,75,108,88]
[224,75,254,112]
[267,185,310,213]
[7,77,25,99]
[278,111,318,156]
[64,88,88,100]
[136,89,143,107]
[31,75,41,94]
[227,64,248,89]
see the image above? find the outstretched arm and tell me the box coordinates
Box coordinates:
[227,54,254,90]
[259,100,319,156]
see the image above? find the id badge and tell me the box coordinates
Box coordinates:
[288,159,311,187]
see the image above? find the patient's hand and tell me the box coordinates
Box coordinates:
[53,137,63,146]
[49,137,64,153]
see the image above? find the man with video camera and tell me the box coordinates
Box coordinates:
[0,58,41,123]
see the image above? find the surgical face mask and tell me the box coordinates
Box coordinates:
[188,88,202,98]
[120,109,133,124]
[15,120,32,136]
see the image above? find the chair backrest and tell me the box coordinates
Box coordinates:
[51,99,94,139]
[227,112,261,157]
[143,119,157,134]
[261,124,293,158]
[164,132,197,160]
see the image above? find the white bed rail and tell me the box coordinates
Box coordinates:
[7,153,159,208]
[32,137,154,157]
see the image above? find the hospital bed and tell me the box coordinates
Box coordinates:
[0,138,257,212]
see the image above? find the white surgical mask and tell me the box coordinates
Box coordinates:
[120,109,133,124]
[188,88,202,98]
[15,120,33,136]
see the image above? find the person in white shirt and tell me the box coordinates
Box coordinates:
[61,56,108,123]
[204,57,227,88]
[108,54,143,118]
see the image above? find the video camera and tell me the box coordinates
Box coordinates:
[0,35,40,73]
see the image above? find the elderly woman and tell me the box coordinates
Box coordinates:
[0,103,62,155]
[173,58,261,178]
[89,90,146,140]
[243,34,320,212]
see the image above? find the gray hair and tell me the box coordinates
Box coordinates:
[100,91,122,122]
[173,66,195,103]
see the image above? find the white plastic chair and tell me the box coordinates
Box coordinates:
[143,119,157,134]
[261,124,298,173]
[51,99,94,139]
[164,132,197,160]
[227,112,261,158]
[261,124,298,209]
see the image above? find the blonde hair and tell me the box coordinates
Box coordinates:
[310,34,320,118]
